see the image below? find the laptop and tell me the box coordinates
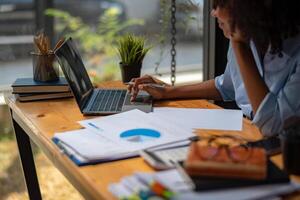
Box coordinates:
[54,37,152,115]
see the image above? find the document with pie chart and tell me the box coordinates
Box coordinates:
[53,109,194,165]
[79,109,194,152]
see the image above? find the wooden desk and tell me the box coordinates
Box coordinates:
[6,81,299,200]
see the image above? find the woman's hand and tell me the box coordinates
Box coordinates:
[128,75,170,101]
[230,28,249,44]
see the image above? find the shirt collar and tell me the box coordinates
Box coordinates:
[249,34,300,72]
[282,33,300,57]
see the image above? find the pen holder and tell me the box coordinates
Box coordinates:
[32,52,59,82]
[281,123,300,175]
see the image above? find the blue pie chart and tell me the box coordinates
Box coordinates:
[120,128,161,143]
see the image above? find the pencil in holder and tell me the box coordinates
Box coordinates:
[31,52,59,82]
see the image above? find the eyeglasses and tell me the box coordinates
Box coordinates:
[193,135,252,163]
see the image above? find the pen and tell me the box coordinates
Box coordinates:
[87,122,103,131]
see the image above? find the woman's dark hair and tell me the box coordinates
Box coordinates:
[213,0,300,55]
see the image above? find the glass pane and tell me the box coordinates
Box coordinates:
[142,0,204,85]
[0,0,35,135]
[0,0,34,87]
[50,0,204,85]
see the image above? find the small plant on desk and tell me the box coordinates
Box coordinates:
[117,34,151,83]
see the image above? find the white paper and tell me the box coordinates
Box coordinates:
[153,169,194,192]
[120,176,149,193]
[108,183,134,199]
[153,107,243,131]
[53,129,131,160]
[54,109,195,163]
[79,109,194,153]
[109,169,194,199]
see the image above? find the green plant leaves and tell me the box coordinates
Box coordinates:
[117,34,151,65]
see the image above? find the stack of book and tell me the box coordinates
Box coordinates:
[12,77,73,102]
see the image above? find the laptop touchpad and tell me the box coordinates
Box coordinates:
[122,91,153,113]
[127,91,152,104]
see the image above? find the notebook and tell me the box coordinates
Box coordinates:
[16,91,73,102]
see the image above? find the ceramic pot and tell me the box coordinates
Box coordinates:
[119,62,142,83]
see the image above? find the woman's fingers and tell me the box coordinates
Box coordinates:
[127,78,136,92]
[131,84,140,101]
[128,75,168,101]
[128,75,155,100]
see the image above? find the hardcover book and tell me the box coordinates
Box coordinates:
[12,77,70,93]
[16,92,73,102]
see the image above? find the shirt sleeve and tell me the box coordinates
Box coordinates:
[215,44,235,101]
[252,62,300,137]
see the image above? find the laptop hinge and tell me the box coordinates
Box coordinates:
[81,89,94,111]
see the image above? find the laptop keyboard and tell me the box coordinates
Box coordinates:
[90,89,127,112]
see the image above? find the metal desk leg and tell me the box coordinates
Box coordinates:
[12,118,42,200]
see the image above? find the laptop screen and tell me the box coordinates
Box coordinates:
[55,38,94,109]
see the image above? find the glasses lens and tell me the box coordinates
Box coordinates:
[199,146,219,160]
[229,146,252,162]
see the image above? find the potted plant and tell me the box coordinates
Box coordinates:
[117,34,151,83]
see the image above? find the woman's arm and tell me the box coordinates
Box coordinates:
[231,41,269,114]
[165,79,223,100]
[129,75,223,101]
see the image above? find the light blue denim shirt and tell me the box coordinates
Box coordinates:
[215,34,300,136]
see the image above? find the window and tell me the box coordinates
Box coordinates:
[50,0,204,85]
[0,0,206,87]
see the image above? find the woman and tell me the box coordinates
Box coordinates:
[128,0,300,137]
